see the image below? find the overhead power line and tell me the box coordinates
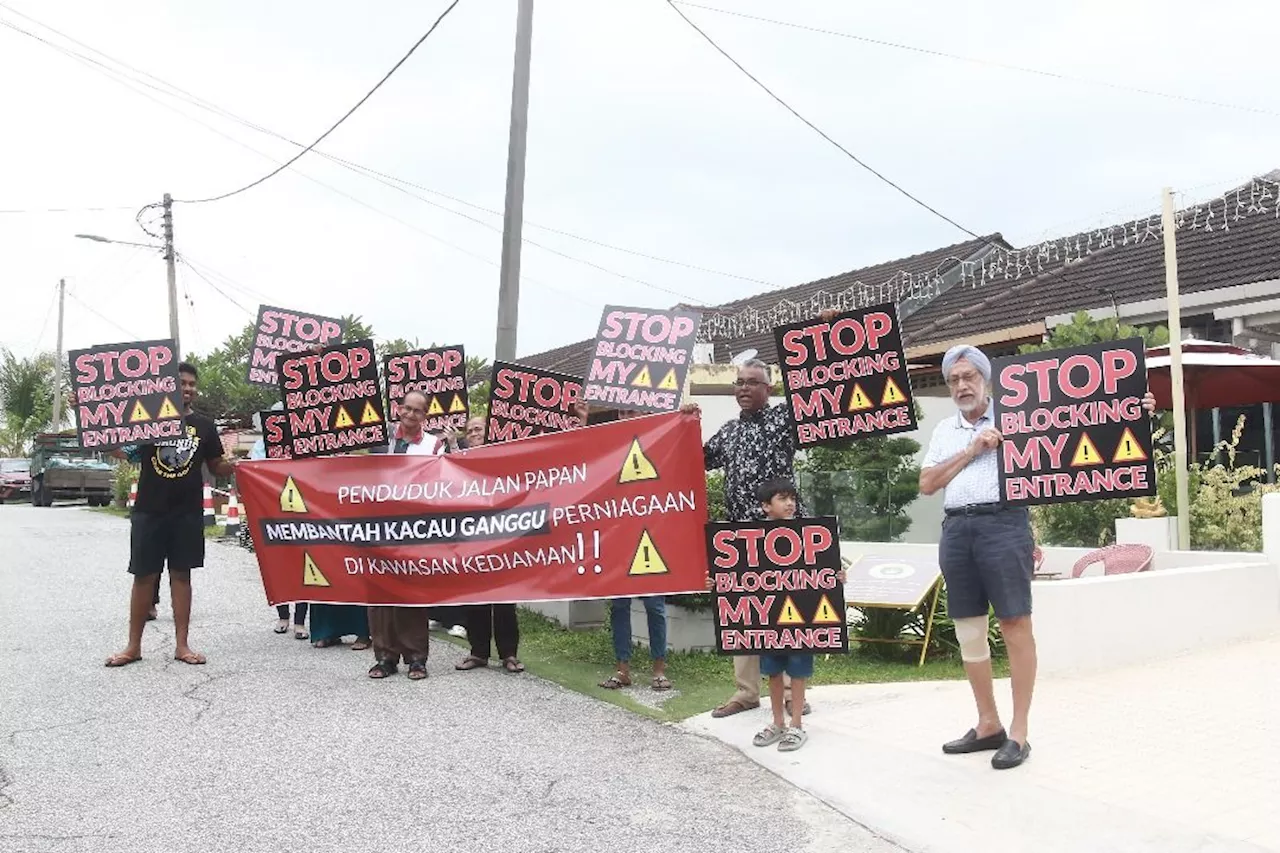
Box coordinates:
[172,0,462,204]
[0,0,765,292]
[672,2,1280,120]
[665,0,980,241]
[177,255,253,316]
[66,292,141,340]
[0,205,134,215]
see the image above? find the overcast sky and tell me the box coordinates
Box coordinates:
[3,0,1278,364]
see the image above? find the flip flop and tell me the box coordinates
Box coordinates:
[105,652,142,668]
[651,675,673,691]
[598,672,631,689]
[501,657,525,674]
[175,651,206,665]
[351,638,372,651]
[455,656,488,671]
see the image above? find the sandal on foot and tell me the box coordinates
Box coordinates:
[274,620,289,634]
[351,637,372,651]
[753,724,785,747]
[598,672,631,689]
[293,628,309,640]
[105,652,142,668]
[407,661,428,680]
[312,637,342,649]
[711,699,759,718]
[175,651,206,665]
[778,727,808,752]
[651,675,673,691]
[455,656,488,671]
[368,659,397,679]
[502,657,525,674]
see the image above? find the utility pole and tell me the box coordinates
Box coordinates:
[51,278,66,431]
[162,192,180,358]
[493,0,534,363]
[1161,187,1192,550]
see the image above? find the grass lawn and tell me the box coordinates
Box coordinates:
[447,607,1007,723]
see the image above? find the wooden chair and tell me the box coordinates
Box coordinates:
[1070,543,1154,578]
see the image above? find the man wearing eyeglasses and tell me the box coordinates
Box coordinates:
[921,344,1155,769]
[681,319,838,718]
[366,390,445,681]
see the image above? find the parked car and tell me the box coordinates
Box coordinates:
[0,457,32,503]
[28,433,114,507]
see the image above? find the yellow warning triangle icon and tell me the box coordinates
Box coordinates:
[359,401,382,425]
[777,596,804,625]
[631,365,652,388]
[1112,427,1148,463]
[618,438,659,483]
[657,368,679,391]
[302,553,330,587]
[280,475,308,513]
[156,397,180,419]
[847,383,874,412]
[426,396,444,416]
[129,400,152,422]
[881,377,908,406]
[333,405,354,429]
[628,530,669,576]
[1071,432,1104,467]
[448,393,466,413]
[812,594,842,625]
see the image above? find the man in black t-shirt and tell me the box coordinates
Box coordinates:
[106,362,237,667]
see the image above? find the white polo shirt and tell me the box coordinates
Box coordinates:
[921,402,1000,509]
[389,428,446,456]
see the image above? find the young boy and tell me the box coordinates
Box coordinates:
[748,478,844,753]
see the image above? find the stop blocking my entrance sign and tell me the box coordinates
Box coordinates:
[991,338,1156,506]
[774,302,916,448]
[70,339,184,450]
[246,304,346,388]
[279,339,387,458]
[584,305,702,413]
[707,517,848,655]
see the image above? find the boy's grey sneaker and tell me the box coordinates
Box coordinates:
[778,727,808,752]
[752,724,785,747]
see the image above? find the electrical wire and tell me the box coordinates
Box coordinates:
[28,283,58,356]
[672,2,1280,120]
[0,205,134,215]
[0,1,765,291]
[171,0,461,204]
[666,0,1123,313]
[176,255,253,316]
[65,292,141,340]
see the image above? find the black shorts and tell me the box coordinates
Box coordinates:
[938,506,1034,620]
[128,511,205,576]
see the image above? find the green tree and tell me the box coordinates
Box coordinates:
[187,314,375,424]
[0,349,61,455]
[796,431,922,541]
[1021,312,1171,546]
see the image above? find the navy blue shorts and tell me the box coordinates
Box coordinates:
[938,507,1034,620]
[760,653,814,679]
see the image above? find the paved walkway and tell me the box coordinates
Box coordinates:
[686,635,1280,852]
[0,506,898,853]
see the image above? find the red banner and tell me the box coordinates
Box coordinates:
[237,412,709,606]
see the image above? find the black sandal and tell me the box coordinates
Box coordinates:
[455,655,488,671]
[407,661,428,680]
[502,657,525,673]
[368,659,398,679]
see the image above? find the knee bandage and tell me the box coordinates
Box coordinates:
[953,616,990,663]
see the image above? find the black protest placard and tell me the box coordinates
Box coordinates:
[245,304,346,387]
[383,345,468,430]
[707,517,848,656]
[279,340,386,458]
[260,410,293,459]
[584,305,702,413]
[485,361,584,443]
[774,302,916,448]
[992,338,1156,506]
[69,339,184,450]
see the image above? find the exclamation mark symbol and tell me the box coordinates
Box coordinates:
[643,545,651,569]
[576,532,586,575]
[592,530,601,574]
[632,454,641,476]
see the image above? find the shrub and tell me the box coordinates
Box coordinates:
[112,459,138,507]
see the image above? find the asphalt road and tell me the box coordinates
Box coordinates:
[0,506,902,853]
